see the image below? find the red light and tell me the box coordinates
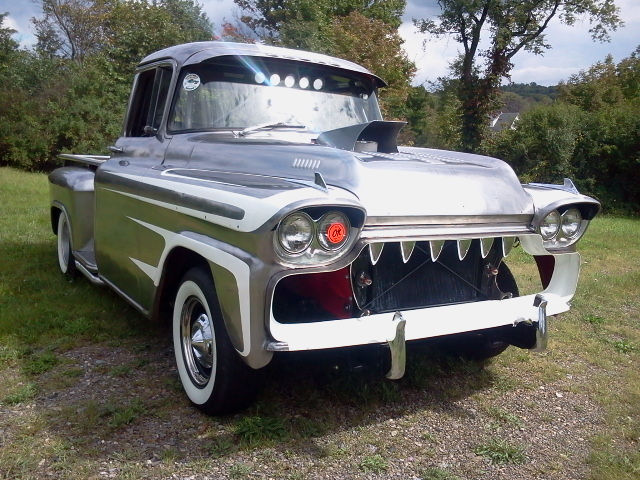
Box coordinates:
[327,223,346,244]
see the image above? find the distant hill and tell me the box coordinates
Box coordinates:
[499,83,558,113]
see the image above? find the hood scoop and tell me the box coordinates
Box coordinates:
[317,121,406,153]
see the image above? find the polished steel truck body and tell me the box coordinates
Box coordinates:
[49,42,599,414]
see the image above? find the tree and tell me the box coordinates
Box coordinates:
[32,0,213,68]
[32,0,109,63]
[234,0,406,50]
[415,0,623,153]
[0,12,19,58]
[103,0,213,76]
[326,12,415,119]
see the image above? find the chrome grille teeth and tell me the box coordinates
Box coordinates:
[480,238,494,258]
[457,239,472,260]
[400,241,415,263]
[502,237,515,257]
[429,240,444,262]
[369,237,514,265]
[369,243,384,265]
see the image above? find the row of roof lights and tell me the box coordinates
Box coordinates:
[254,72,324,90]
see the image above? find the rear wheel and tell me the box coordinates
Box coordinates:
[173,267,259,415]
[56,211,77,277]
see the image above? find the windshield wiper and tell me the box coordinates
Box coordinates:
[235,121,306,137]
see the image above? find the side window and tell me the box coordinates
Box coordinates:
[125,66,173,137]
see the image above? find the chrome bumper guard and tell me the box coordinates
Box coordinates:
[386,312,406,380]
[531,294,548,352]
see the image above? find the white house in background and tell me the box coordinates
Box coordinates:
[490,112,520,132]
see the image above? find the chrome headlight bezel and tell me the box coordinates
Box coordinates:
[561,208,582,238]
[534,205,591,251]
[275,208,361,265]
[317,211,351,251]
[539,210,560,240]
[277,212,315,254]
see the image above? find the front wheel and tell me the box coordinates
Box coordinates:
[173,267,259,415]
[56,210,77,277]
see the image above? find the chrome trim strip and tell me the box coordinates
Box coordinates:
[75,261,105,286]
[366,215,532,227]
[58,153,109,167]
[360,224,531,242]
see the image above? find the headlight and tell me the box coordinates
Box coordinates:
[278,212,314,254]
[561,208,582,238]
[317,212,350,250]
[539,210,560,240]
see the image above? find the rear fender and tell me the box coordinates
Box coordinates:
[49,167,96,253]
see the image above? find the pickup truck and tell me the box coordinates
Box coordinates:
[49,41,600,415]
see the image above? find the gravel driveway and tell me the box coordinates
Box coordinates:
[1,331,605,480]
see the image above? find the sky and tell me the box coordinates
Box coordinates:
[2,0,638,87]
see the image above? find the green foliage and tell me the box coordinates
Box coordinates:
[105,398,147,427]
[24,351,59,375]
[359,454,388,473]
[235,0,406,47]
[325,12,415,119]
[234,415,289,446]
[104,0,213,76]
[473,438,526,465]
[1,383,37,405]
[0,0,213,171]
[483,48,640,212]
[421,467,461,480]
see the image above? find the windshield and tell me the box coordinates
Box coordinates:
[168,57,383,134]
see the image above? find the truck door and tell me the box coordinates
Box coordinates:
[94,63,174,313]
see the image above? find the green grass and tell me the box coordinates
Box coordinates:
[1,167,639,479]
[359,454,389,473]
[473,438,526,465]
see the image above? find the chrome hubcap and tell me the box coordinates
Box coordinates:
[181,297,214,387]
[191,314,214,369]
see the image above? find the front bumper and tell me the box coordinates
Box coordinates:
[267,252,579,352]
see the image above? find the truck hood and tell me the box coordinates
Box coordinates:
[168,131,534,221]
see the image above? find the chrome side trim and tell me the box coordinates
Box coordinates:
[58,153,110,167]
[266,341,289,352]
[75,261,105,286]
